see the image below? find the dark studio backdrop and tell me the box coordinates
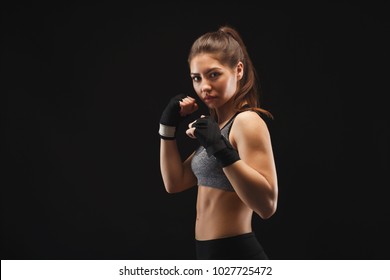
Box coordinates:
[2,2,389,260]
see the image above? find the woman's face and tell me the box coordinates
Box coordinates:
[190,53,243,109]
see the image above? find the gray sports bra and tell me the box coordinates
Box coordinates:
[190,114,238,192]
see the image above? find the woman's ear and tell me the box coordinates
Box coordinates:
[236,61,244,80]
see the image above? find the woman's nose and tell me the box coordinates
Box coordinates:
[201,81,211,93]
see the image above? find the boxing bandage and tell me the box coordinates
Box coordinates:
[193,116,240,167]
[159,94,186,140]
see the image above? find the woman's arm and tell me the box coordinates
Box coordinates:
[159,96,199,193]
[160,140,197,193]
[224,111,278,219]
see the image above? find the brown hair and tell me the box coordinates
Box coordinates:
[188,25,273,120]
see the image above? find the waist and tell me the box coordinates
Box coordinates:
[195,232,268,260]
[195,219,252,241]
[196,232,254,242]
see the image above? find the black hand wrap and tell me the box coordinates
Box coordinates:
[193,116,240,167]
[159,94,186,140]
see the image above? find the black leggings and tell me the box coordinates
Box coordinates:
[195,232,268,260]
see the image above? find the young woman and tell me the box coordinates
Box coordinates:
[159,25,278,259]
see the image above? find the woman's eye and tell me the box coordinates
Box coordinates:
[192,76,200,82]
[210,72,220,79]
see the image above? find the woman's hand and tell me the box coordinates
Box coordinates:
[186,115,240,167]
[186,115,205,139]
[179,96,198,116]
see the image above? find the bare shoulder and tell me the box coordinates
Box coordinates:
[233,110,269,133]
[230,110,271,147]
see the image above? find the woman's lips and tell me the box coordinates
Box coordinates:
[204,96,215,102]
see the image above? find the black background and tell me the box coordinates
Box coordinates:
[2,2,389,260]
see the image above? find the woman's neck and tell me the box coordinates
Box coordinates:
[216,103,236,128]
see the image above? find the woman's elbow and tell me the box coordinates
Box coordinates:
[164,181,193,194]
[164,183,180,194]
[258,203,277,219]
[161,175,181,193]
[255,195,278,219]
[165,187,180,194]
